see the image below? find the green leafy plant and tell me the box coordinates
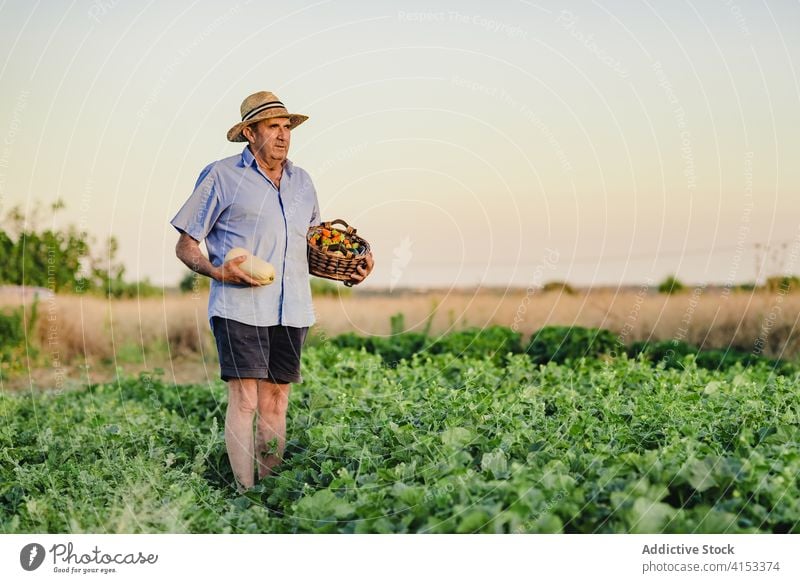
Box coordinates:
[525,326,619,364]
[3,331,799,534]
[628,339,795,375]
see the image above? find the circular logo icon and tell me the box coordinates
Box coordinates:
[20,543,46,571]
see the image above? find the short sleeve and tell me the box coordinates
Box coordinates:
[170,164,225,241]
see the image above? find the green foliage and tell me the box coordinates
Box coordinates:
[0,307,25,354]
[0,226,89,293]
[541,281,575,294]
[310,278,351,297]
[693,349,775,371]
[99,276,162,299]
[627,339,696,368]
[179,271,210,294]
[3,355,799,533]
[734,282,757,291]
[525,326,620,364]
[422,301,439,338]
[0,230,15,284]
[390,312,405,335]
[331,325,523,367]
[628,339,795,375]
[428,326,523,364]
[658,275,685,294]
[0,298,39,370]
[331,331,429,366]
[0,202,158,298]
[764,275,800,294]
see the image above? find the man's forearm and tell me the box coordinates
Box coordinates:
[176,235,219,281]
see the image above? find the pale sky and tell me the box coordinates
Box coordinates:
[1,0,798,289]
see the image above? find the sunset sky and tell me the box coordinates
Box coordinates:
[1,0,798,289]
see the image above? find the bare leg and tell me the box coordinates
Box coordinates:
[225,378,258,493]
[256,380,291,480]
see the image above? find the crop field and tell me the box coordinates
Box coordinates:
[2,327,799,534]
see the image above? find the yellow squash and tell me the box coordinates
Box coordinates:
[224,248,275,285]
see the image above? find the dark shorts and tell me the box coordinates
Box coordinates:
[211,316,309,384]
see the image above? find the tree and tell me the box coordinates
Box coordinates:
[658,275,684,294]
[0,202,155,297]
[0,202,91,292]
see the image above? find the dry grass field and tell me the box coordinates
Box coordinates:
[2,285,800,389]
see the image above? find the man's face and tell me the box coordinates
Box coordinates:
[244,117,291,163]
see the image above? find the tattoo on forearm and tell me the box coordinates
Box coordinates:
[176,235,217,280]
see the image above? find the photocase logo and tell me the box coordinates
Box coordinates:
[20,543,46,571]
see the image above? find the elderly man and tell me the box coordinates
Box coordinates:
[171,91,374,493]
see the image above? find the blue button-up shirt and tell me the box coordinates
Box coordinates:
[170,146,321,329]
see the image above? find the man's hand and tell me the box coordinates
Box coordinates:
[214,255,264,286]
[176,233,264,287]
[347,252,374,286]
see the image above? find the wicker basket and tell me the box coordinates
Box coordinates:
[307,219,371,286]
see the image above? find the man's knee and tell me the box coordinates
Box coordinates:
[229,379,258,414]
[257,381,290,413]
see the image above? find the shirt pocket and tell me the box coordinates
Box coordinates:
[223,201,271,236]
[287,197,315,236]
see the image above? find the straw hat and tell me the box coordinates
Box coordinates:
[226,91,309,142]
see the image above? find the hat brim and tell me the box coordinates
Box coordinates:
[227,113,309,142]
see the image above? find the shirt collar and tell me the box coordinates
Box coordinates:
[240,145,293,176]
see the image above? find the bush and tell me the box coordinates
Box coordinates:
[658,275,684,294]
[693,349,758,371]
[627,340,797,375]
[330,332,370,352]
[0,300,38,368]
[428,326,523,364]
[541,281,575,294]
[732,282,756,292]
[331,326,523,366]
[0,307,25,354]
[331,331,429,365]
[526,326,619,364]
[764,275,800,294]
[376,333,430,365]
[627,339,696,368]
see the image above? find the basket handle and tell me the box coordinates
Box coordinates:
[323,218,355,235]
